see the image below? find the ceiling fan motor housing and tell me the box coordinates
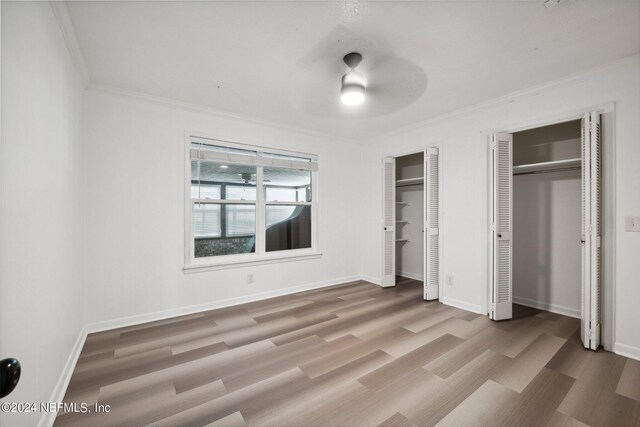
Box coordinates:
[343,52,362,69]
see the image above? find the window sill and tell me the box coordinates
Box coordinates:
[183,252,323,273]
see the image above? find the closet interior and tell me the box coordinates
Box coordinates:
[512,119,582,318]
[395,152,424,282]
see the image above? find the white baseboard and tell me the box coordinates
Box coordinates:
[361,274,426,286]
[360,275,381,286]
[512,296,581,319]
[397,271,423,281]
[85,275,361,334]
[39,326,88,427]
[614,342,640,361]
[440,296,483,314]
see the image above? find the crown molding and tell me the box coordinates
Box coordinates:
[369,53,640,143]
[49,1,90,88]
[47,0,361,145]
[87,83,363,146]
[49,0,361,145]
[46,1,638,146]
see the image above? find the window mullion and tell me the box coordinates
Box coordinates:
[256,166,266,256]
[265,201,312,206]
[193,199,254,205]
[311,170,318,251]
[221,184,227,238]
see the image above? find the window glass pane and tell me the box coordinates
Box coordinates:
[226,185,257,201]
[264,167,311,202]
[265,187,297,202]
[193,203,221,238]
[266,205,296,227]
[226,204,256,236]
[194,203,256,258]
[191,162,257,201]
[191,184,221,200]
[265,205,311,252]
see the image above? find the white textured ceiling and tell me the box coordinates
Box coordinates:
[66,1,640,140]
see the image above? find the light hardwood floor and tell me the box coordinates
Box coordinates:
[55,278,640,426]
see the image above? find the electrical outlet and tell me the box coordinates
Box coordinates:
[625,216,640,232]
[446,275,454,286]
[247,273,254,284]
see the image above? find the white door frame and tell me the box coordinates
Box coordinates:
[484,102,616,350]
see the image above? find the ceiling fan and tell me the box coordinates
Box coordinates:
[228,172,270,184]
[287,25,428,118]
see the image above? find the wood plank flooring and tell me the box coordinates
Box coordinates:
[55,278,640,426]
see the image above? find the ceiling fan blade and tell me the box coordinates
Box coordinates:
[288,25,427,118]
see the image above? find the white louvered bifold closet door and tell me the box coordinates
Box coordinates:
[581,112,601,350]
[491,133,513,320]
[382,157,396,287]
[424,148,440,300]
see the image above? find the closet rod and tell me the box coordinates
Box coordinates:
[396,182,423,187]
[396,177,424,187]
[513,166,581,176]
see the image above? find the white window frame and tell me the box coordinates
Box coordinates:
[184,133,321,272]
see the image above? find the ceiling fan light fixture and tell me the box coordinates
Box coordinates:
[341,83,365,106]
[340,52,366,106]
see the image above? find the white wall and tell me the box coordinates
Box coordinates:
[361,57,640,356]
[82,89,363,325]
[0,3,85,426]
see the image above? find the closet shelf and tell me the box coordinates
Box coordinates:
[396,177,424,187]
[513,158,581,175]
[396,201,410,206]
[395,238,410,243]
[396,220,409,224]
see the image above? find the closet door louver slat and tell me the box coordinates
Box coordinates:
[491,133,513,320]
[382,157,396,287]
[581,115,589,348]
[424,148,440,300]
[581,112,601,350]
[591,112,602,349]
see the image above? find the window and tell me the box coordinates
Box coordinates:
[186,136,319,268]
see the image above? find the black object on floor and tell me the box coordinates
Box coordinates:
[0,358,21,398]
